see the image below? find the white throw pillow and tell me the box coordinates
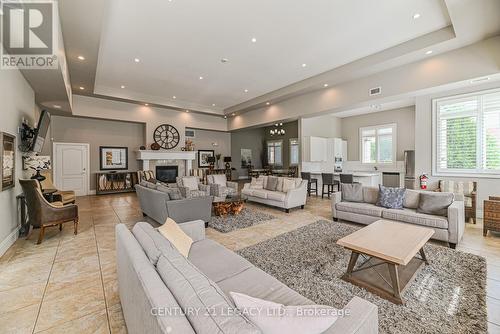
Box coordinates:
[230,292,338,334]
[250,177,264,189]
[282,178,296,193]
[212,174,227,186]
[181,176,199,190]
[157,218,193,257]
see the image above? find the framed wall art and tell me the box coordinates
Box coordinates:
[198,149,215,168]
[0,132,16,191]
[99,146,128,170]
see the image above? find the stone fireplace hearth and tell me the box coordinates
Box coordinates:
[136,151,196,177]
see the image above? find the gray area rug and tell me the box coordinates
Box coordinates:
[208,208,275,233]
[237,220,487,334]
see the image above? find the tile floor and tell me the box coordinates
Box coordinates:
[0,192,499,333]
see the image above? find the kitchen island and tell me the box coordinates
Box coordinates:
[307,171,381,191]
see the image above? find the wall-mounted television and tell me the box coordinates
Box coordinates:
[32,110,51,153]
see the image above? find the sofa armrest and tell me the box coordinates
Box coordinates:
[243,182,251,190]
[284,181,308,208]
[199,184,211,195]
[453,193,464,202]
[447,199,465,244]
[179,220,206,242]
[227,181,238,191]
[166,196,212,223]
[331,192,342,218]
[325,297,378,334]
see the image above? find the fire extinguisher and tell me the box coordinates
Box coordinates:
[419,174,428,190]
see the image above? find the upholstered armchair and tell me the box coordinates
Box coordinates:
[175,176,210,198]
[207,174,238,199]
[438,180,477,224]
[40,170,76,205]
[19,179,79,244]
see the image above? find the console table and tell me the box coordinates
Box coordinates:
[96,172,138,195]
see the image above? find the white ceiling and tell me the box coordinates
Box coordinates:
[94,0,451,114]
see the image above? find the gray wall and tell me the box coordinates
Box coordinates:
[186,128,231,169]
[0,63,35,255]
[341,106,415,161]
[49,116,145,191]
[263,121,299,167]
[231,127,266,178]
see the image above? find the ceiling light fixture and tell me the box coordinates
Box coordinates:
[212,103,216,106]
[172,96,176,99]
[221,58,229,63]
[121,85,126,89]
[79,86,85,90]
[134,58,140,63]
[144,103,149,106]
[251,37,257,43]
[77,55,85,61]
[224,115,227,119]
[53,105,61,109]
[244,89,248,93]
[302,63,307,67]
[232,113,236,116]
[413,13,421,19]
[266,102,270,105]
[425,50,433,55]
[199,76,204,80]
[185,110,189,113]
[323,83,329,87]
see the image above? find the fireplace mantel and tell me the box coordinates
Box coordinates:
[136,150,196,174]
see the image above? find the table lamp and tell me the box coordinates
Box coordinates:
[224,156,232,169]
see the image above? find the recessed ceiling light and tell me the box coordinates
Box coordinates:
[134,58,140,63]
[244,89,249,93]
[53,105,61,109]
[266,102,270,105]
[144,103,149,106]
[425,50,433,55]
[413,13,421,19]
[199,76,204,80]
[323,83,329,87]
[251,37,257,43]
[77,55,85,61]
[185,110,189,113]
[302,63,307,67]
[221,58,229,63]
[172,96,176,99]
[212,103,216,106]
[224,115,227,119]
[121,85,126,89]
[232,113,236,116]
[79,86,85,90]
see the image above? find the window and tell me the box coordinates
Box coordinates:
[267,140,283,166]
[433,89,500,176]
[289,138,299,165]
[360,124,396,164]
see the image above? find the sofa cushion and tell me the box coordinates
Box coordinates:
[267,191,286,202]
[376,185,406,209]
[362,186,379,204]
[403,189,420,209]
[341,183,363,202]
[417,192,454,216]
[276,177,284,192]
[156,185,171,200]
[188,239,253,283]
[166,187,183,200]
[336,202,384,217]
[382,208,449,229]
[132,222,175,265]
[217,266,313,306]
[265,176,279,191]
[250,177,264,189]
[156,251,260,334]
[242,188,253,196]
[282,178,296,193]
[211,174,227,186]
[181,176,199,190]
[251,189,269,199]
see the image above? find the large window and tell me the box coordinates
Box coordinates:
[289,138,299,165]
[360,124,396,164]
[267,140,283,166]
[433,89,500,176]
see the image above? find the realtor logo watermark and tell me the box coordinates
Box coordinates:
[1,0,58,69]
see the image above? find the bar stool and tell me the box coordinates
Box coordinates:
[340,174,354,184]
[321,173,339,199]
[301,172,318,197]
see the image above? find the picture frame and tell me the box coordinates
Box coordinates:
[241,148,252,168]
[99,146,128,170]
[198,149,215,168]
[0,132,16,191]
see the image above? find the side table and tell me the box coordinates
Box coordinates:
[484,196,500,236]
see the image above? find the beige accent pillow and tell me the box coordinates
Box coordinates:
[158,218,193,257]
[282,178,296,193]
[212,174,227,186]
[181,177,199,190]
[250,177,264,189]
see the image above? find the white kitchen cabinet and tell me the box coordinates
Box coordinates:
[303,136,327,161]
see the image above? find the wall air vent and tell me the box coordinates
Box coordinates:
[369,87,382,96]
[185,129,195,138]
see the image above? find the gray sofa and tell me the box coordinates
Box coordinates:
[331,186,465,248]
[135,184,212,224]
[116,221,379,334]
[242,176,308,212]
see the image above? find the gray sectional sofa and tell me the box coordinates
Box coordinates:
[135,184,212,224]
[331,186,465,248]
[117,221,379,334]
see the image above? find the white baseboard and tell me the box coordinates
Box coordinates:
[0,226,20,258]
[88,190,96,195]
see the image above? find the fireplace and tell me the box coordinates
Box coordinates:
[156,166,178,183]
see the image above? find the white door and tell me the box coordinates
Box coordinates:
[53,143,90,196]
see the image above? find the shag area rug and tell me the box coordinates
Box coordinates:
[208,208,275,233]
[237,220,487,334]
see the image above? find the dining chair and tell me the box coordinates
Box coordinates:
[321,173,339,199]
[301,172,318,196]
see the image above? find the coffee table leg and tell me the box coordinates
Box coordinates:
[345,252,359,278]
[388,264,402,302]
[419,248,429,265]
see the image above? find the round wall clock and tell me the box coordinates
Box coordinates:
[153,124,180,149]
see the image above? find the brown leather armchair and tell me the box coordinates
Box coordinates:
[40,170,76,205]
[19,179,79,244]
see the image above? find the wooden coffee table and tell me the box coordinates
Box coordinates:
[337,220,434,305]
[212,195,244,216]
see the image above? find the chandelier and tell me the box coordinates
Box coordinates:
[270,123,285,136]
